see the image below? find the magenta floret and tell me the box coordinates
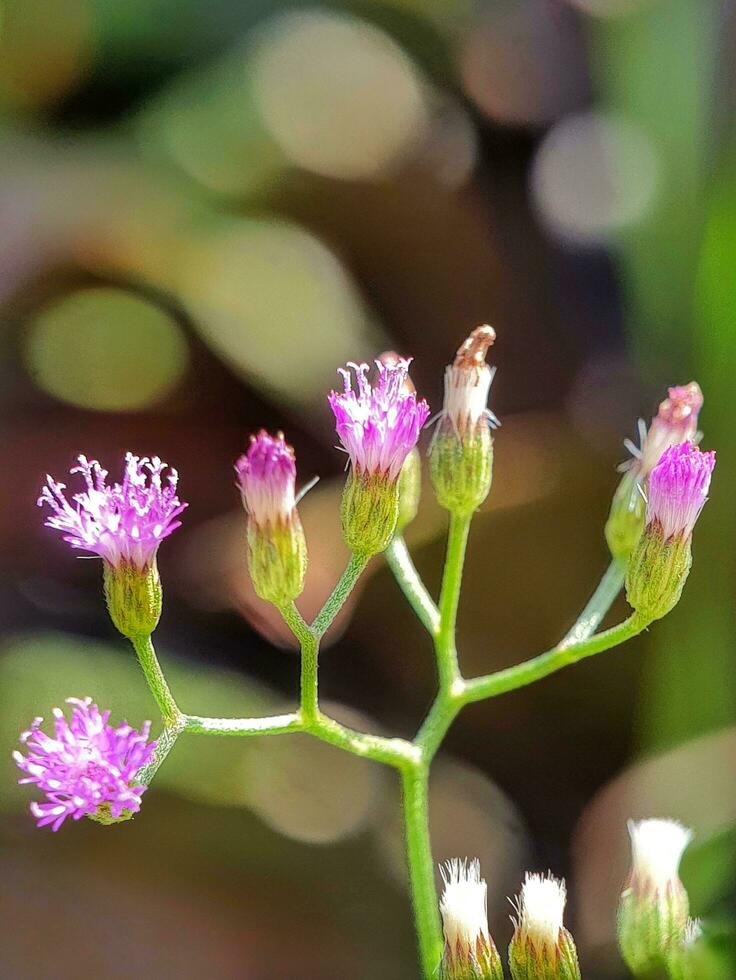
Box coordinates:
[14,698,156,831]
[235,431,297,527]
[38,453,187,570]
[328,359,429,481]
[647,442,716,540]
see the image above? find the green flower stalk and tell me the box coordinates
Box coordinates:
[438,859,504,980]
[329,358,429,557]
[236,431,307,606]
[508,874,580,980]
[429,325,497,516]
[606,382,703,563]
[618,819,693,976]
[625,443,715,623]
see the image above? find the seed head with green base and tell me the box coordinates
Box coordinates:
[508,874,581,980]
[438,859,504,980]
[429,325,498,516]
[618,819,694,976]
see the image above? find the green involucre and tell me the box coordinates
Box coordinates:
[625,523,692,622]
[429,422,493,516]
[247,517,307,605]
[508,929,581,980]
[103,559,162,639]
[618,882,690,976]
[340,470,400,556]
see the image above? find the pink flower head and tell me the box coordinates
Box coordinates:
[14,698,156,831]
[235,431,297,528]
[38,454,187,571]
[647,442,715,540]
[636,382,703,473]
[329,359,430,481]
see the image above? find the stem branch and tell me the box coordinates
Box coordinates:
[131,635,182,727]
[561,559,625,646]
[386,536,440,636]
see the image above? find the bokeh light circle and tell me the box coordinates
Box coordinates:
[24,287,189,411]
[175,218,375,405]
[531,112,659,245]
[250,10,430,180]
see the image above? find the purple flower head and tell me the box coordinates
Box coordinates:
[329,359,430,481]
[14,698,156,831]
[235,431,298,528]
[647,442,715,541]
[38,454,187,571]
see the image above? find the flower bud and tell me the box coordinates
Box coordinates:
[606,382,703,563]
[429,326,497,516]
[439,859,503,980]
[236,431,307,606]
[509,873,581,980]
[618,819,693,976]
[329,359,429,556]
[625,443,715,623]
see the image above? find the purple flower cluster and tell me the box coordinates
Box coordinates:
[38,454,187,570]
[14,698,155,831]
[329,359,429,481]
[235,431,297,528]
[647,442,715,541]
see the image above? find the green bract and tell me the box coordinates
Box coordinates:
[247,518,307,606]
[625,523,692,623]
[340,470,400,556]
[429,422,493,516]
[103,559,162,639]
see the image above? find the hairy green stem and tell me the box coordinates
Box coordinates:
[311,553,369,636]
[401,763,443,979]
[463,613,647,702]
[184,712,302,736]
[137,722,184,786]
[561,559,625,646]
[386,536,440,636]
[436,512,472,688]
[131,635,182,727]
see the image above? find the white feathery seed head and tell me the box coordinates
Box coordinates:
[440,858,489,953]
[627,818,693,892]
[513,872,567,949]
[443,325,497,434]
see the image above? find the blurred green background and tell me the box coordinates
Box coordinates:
[0,0,734,976]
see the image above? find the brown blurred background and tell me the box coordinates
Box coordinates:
[0,0,735,976]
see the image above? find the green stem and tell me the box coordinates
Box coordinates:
[401,763,443,979]
[386,536,440,636]
[131,635,182,727]
[561,559,625,646]
[463,613,647,702]
[279,602,319,723]
[136,722,184,786]
[311,554,369,636]
[435,512,472,688]
[184,712,302,736]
